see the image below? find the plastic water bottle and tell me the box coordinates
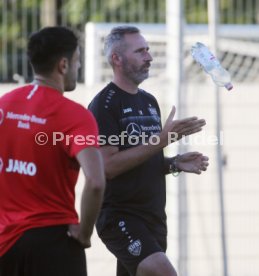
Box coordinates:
[191,42,233,91]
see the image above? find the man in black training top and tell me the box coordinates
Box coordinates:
[89,26,209,276]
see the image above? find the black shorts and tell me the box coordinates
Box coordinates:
[0,225,87,276]
[96,212,167,276]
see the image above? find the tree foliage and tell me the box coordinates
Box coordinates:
[0,0,258,82]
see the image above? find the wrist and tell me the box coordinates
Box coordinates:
[169,155,182,176]
[158,132,169,148]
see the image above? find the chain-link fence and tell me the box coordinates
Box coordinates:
[1,0,259,83]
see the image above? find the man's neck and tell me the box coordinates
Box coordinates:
[112,75,139,95]
[33,74,64,94]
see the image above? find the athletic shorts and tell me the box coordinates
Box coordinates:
[96,212,167,276]
[0,225,87,276]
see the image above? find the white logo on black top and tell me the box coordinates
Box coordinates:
[148,107,158,116]
[119,221,125,227]
[0,158,3,173]
[108,89,116,95]
[0,109,4,125]
[128,239,142,256]
[123,108,132,114]
[104,90,116,109]
[126,123,141,137]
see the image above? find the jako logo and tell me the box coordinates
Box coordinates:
[5,159,37,176]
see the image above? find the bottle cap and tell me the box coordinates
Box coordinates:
[225,83,233,91]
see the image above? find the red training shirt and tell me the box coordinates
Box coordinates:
[0,84,98,256]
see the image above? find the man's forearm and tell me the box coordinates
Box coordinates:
[103,110,206,179]
[79,180,104,241]
[103,140,165,179]
[76,148,105,243]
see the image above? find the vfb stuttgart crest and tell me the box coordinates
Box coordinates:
[128,239,142,256]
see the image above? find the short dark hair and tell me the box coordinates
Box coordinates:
[27,26,79,74]
[104,25,140,66]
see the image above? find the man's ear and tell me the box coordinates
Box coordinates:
[58,57,69,74]
[112,53,122,66]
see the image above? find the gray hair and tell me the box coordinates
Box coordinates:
[104,25,140,66]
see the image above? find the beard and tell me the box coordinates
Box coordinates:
[121,58,150,85]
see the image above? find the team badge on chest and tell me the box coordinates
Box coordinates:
[148,107,158,116]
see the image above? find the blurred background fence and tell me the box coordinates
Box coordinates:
[1,0,259,83]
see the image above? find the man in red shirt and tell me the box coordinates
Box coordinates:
[0,27,105,276]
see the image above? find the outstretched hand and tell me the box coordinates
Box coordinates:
[160,106,206,147]
[176,152,209,174]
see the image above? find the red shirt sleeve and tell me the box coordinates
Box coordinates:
[61,106,99,157]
